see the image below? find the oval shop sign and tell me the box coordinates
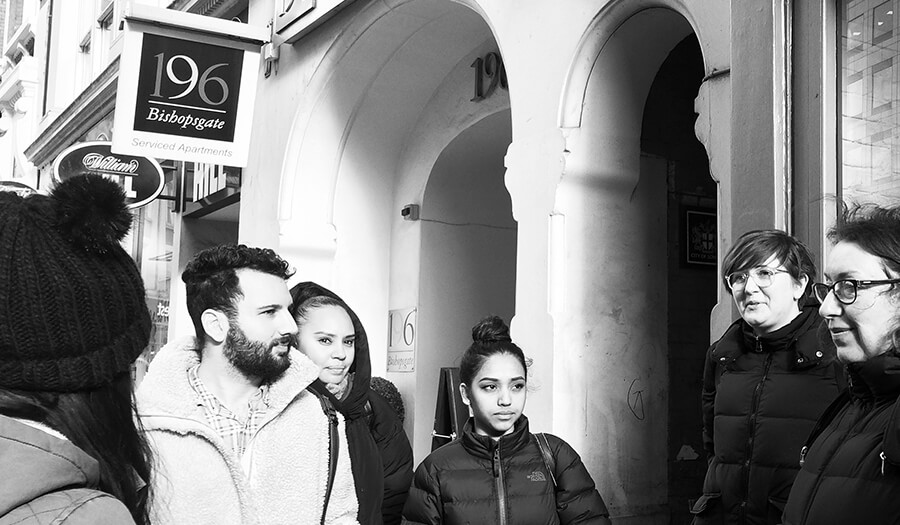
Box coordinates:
[52,141,165,209]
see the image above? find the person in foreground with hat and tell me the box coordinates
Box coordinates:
[0,174,154,524]
[136,244,359,524]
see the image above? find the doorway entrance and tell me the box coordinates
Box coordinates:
[641,34,717,524]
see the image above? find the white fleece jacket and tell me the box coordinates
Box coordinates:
[136,337,358,525]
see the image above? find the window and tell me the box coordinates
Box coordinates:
[873,1,894,44]
[839,0,900,205]
[5,0,23,46]
[848,14,865,54]
[872,59,893,112]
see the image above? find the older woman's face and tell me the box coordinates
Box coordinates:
[820,241,900,363]
[731,255,808,335]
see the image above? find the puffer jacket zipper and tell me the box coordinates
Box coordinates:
[493,445,508,525]
[740,341,772,522]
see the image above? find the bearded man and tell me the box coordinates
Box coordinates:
[137,244,358,525]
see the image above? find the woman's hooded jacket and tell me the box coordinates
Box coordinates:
[291,282,414,525]
[0,415,136,524]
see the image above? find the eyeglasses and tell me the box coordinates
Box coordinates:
[812,279,900,305]
[726,267,790,291]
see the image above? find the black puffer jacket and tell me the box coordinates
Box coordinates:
[782,352,900,524]
[290,282,414,525]
[403,415,610,525]
[691,306,843,524]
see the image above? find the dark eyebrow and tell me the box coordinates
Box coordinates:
[823,271,853,281]
[477,376,526,383]
[257,304,284,312]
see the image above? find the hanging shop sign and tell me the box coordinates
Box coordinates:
[113,4,267,167]
[182,162,242,218]
[53,141,165,209]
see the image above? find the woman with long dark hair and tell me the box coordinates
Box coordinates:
[0,175,153,524]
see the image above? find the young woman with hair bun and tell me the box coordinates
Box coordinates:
[403,315,611,525]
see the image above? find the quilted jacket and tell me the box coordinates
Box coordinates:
[403,416,610,525]
[782,352,900,524]
[692,306,843,525]
[0,415,135,524]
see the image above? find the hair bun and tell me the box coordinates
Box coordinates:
[472,315,512,344]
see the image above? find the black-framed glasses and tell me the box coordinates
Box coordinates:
[726,267,789,291]
[812,279,900,305]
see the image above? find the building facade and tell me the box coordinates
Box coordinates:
[0,0,889,522]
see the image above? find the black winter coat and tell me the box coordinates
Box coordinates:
[291,282,414,525]
[403,416,610,525]
[691,306,843,525]
[782,352,900,524]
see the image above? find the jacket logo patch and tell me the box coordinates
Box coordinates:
[527,470,547,482]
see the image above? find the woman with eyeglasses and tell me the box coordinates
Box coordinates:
[690,230,844,525]
[782,205,900,524]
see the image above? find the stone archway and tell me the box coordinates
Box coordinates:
[554,3,728,523]
[271,0,513,459]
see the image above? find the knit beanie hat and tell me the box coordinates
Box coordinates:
[0,174,151,391]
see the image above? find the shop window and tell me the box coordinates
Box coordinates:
[128,197,175,385]
[839,0,900,205]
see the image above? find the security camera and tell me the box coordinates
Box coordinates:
[401,204,420,221]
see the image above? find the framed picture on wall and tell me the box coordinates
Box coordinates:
[683,207,717,267]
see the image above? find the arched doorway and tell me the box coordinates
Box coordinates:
[271,0,513,461]
[417,110,516,459]
[557,5,714,522]
[641,34,715,524]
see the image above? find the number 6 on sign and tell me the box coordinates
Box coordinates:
[388,307,417,373]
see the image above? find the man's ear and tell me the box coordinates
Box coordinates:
[459,383,471,406]
[201,309,230,344]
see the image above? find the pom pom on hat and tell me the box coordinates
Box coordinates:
[52,175,132,253]
[0,174,151,392]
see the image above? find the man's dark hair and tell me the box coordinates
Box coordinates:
[182,244,294,341]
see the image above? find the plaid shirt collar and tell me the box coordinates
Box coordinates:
[187,364,270,458]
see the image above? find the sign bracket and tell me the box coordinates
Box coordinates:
[123,3,269,46]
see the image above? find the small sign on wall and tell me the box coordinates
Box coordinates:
[684,207,717,267]
[387,307,417,372]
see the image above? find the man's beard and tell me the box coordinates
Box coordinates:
[223,325,295,382]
